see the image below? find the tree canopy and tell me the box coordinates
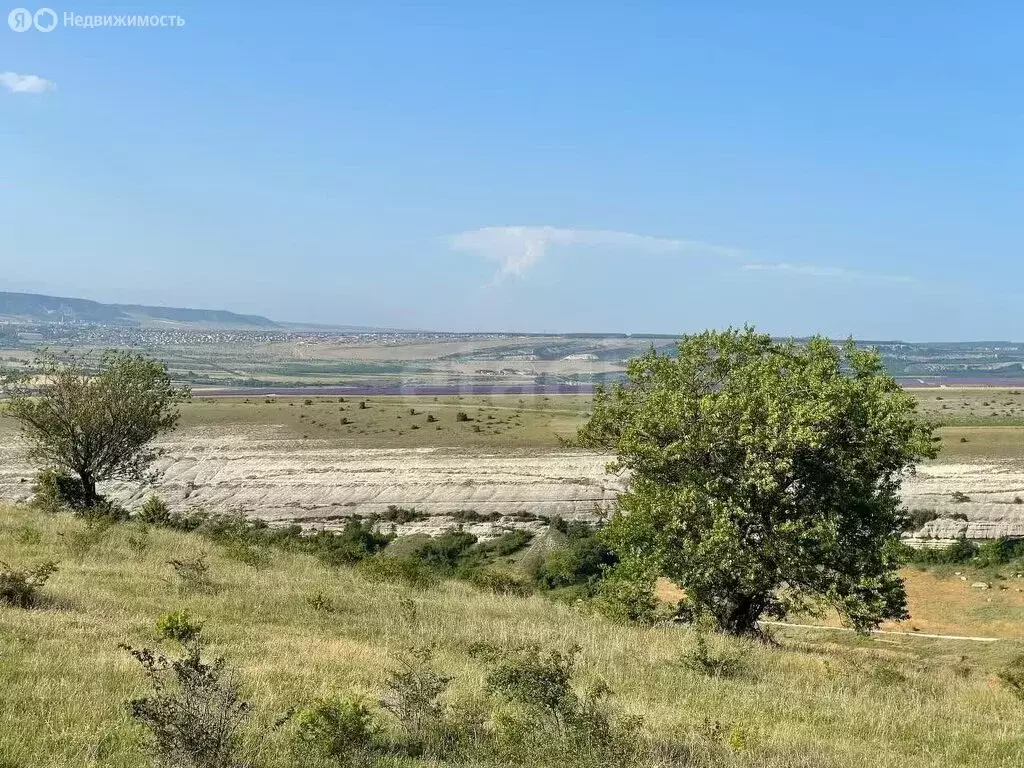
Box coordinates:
[2,350,191,506]
[578,328,938,636]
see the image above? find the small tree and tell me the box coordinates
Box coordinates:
[3,350,190,507]
[579,328,937,636]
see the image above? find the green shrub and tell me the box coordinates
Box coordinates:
[79,498,130,523]
[482,642,635,765]
[30,469,88,513]
[219,537,271,570]
[411,530,478,575]
[168,554,219,595]
[381,646,453,756]
[124,639,252,768]
[594,570,664,625]
[156,610,204,645]
[455,411,470,422]
[0,560,58,608]
[904,508,939,532]
[482,529,533,557]
[905,537,978,565]
[357,556,438,590]
[314,520,392,567]
[531,534,617,593]
[376,506,427,524]
[468,569,533,597]
[293,697,377,761]
[975,538,1024,567]
[138,495,172,525]
[678,632,744,678]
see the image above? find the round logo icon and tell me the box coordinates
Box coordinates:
[34,7,57,32]
[8,7,33,31]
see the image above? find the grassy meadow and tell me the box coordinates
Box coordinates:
[178,394,593,449]
[172,389,1024,458]
[1,505,1023,768]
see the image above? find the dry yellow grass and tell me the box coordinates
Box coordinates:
[1,506,1023,767]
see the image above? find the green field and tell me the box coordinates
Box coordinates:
[1,505,1022,768]
[178,395,593,450]
[914,388,1024,426]
[170,390,1024,459]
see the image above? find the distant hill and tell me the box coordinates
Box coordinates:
[0,291,280,330]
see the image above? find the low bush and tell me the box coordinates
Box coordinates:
[292,697,378,762]
[381,645,454,757]
[79,498,131,523]
[138,495,173,526]
[219,536,271,570]
[156,610,204,645]
[376,505,428,524]
[904,508,939,532]
[678,632,744,679]
[530,534,617,593]
[904,537,979,565]
[481,529,533,557]
[467,569,533,597]
[29,469,88,513]
[0,560,58,608]
[124,639,253,768]
[594,569,665,625]
[448,509,501,524]
[314,520,392,567]
[357,556,438,590]
[411,530,478,575]
[168,554,219,596]
[975,538,1024,567]
[482,642,639,765]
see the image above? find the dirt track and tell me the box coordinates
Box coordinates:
[2,425,1023,540]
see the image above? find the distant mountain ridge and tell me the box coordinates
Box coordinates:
[0,291,280,330]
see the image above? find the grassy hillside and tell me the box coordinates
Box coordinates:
[1,505,1022,768]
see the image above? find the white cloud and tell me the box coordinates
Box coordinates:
[0,72,56,94]
[741,262,914,283]
[448,225,918,286]
[448,225,742,282]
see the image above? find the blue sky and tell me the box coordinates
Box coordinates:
[2,2,1023,339]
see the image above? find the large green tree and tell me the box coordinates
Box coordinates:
[579,328,937,636]
[2,350,190,507]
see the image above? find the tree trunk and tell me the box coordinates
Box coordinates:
[723,593,768,636]
[79,471,99,508]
